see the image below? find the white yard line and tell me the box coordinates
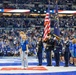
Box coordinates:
[0,57,76,74]
[0,66,76,73]
[0,68,76,74]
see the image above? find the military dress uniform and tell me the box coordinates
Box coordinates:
[64,40,70,67]
[54,40,61,66]
[45,38,54,66]
[37,38,43,66]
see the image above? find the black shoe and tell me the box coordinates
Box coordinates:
[47,65,52,66]
[64,65,68,67]
[37,64,42,66]
[54,65,59,67]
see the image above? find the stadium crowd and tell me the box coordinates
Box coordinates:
[0,0,75,67]
[0,27,75,56]
[0,16,76,28]
[1,0,75,4]
[0,0,76,12]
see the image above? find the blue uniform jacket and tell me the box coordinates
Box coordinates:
[64,41,70,52]
[54,40,62,53]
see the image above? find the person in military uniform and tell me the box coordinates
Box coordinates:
[63,37,70,67]
[45,34,54,66]
[54,37,62,66]
[36,36,43,66]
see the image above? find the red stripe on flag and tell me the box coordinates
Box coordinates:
[43,13,51,41]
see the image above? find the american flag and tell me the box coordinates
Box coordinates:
[43,12,51,41]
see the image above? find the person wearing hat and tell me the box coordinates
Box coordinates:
[54,37,62,66]
[63,36,70,67]
[36,36,43,66]
[45,34,54,66]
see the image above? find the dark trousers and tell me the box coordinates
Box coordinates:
[37,52,42,65]
[46,51,52,66]
[54,52,60,66]
[64,52,69,66]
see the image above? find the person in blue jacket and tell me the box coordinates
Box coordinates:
[72,38,76,66]
[19,31,29,69]
[14,43,20,56]
[69,40,74,64]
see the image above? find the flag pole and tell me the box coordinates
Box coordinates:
[55,0,59,27]
[54,0,60,40]
[48,0,52,66]
[43,0,51,41]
